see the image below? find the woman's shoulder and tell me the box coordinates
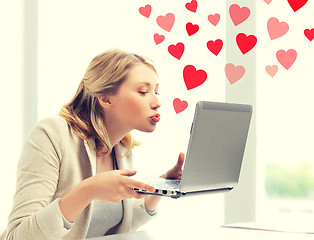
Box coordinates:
[28,116,73,141]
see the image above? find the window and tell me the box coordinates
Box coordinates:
[256,0,314,227]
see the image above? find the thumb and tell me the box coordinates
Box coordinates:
[119,169,137,177]
[176,152,185,169]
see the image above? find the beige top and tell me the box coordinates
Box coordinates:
[0,116,156,240]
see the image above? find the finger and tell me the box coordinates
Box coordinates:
[126,187,146,199]
[127,179,155,193]
[175,152,185,169]
[119,169,137,177]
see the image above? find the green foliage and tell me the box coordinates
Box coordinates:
[266,162,314,198]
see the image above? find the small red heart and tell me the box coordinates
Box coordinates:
[206,39,223,56]
[168,42,185,60]
[287,0,308,12]
[185,0,198,13]
[186,22,199,36]
[183,65,207,90]
[139,4,152,18]
[304,28,314,41]
[173,98,188,114]
[229,4,250,26]
[236,33,257,55]
[153,34,165,45]
[156,13,175,32]
[208,14,220,26]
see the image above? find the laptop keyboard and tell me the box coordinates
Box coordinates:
[142,178,181,190]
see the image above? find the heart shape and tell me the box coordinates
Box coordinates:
[183,65,207,90]
[156,13,175,32]
[229,4,251,26]
[173,98,188,114]
[287,0,308,12]
[185,0,198,13]
[267,17,289,40]
[225,63,245,84]
[168,42,185,60]
[266,65,278,77]
[206,39,223,56]
[153,33,165,45]
[276,49,297,70]
[186,22,199,36]
[139,4,152,18]
[236,33,257,55]
[264,0,272,4]
[208,14,220,26]
[304,28,314,41]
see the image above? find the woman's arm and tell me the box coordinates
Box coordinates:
[59,169,155,223]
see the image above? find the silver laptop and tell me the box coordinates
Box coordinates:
[134,101,253,199]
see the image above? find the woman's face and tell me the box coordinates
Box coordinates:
[107,63,161,133]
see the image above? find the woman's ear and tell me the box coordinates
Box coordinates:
[98,96,112,109]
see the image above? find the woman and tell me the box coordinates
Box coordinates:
[0,49,184,240]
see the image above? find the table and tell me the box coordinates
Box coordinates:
[86,227,313,240]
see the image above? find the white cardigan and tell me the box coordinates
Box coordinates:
[0,116,155,240]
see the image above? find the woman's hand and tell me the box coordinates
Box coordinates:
[160,152,185,179]
[85,169,156,202]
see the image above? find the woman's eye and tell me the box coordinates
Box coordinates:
[139,91,148,95]
[155,92,160,96]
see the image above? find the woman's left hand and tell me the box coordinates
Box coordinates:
[160,152,185,179]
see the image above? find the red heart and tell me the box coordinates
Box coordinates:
[304,28,314,41]
[168,42,185,60]
[229,4,250,26]
[185,0,198,13]
[287,0,308,12]
[206,39,223,56]
[183,65,207,90]
[153,34,165,45]
[208,14,220,26]
[236,33,257,55]
[186,22,199,36]
[156,13,175,32]
[276,49,297,70]
[139,5,152,18]
[173,98,188,114]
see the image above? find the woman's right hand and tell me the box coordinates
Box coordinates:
[84,169,156,202]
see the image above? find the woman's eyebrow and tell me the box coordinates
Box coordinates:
[136,82,159,88]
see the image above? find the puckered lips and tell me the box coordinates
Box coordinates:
[149,114,160,123]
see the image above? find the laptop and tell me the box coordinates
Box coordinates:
[134,101,253,199]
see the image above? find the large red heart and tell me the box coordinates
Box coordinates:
[287,0,308,12]
[173,98,188,114]
[206,39,223,56]
[156,13,175,32]
[185,0,198,13]
[304,28,314,41]
[168,42,185,60]
[236,33,257,55]
[186,22,199,36]
[183,65,207,90]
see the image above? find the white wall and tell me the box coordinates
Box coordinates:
[0,0,24,230]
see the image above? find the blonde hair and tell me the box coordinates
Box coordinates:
[59,48,156,156]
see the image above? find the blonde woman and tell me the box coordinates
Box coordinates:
[1,49,184,240]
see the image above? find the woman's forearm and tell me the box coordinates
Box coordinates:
[144,194,162,212]
[59,179,94,223]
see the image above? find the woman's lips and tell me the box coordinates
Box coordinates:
[150,114,160,123]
